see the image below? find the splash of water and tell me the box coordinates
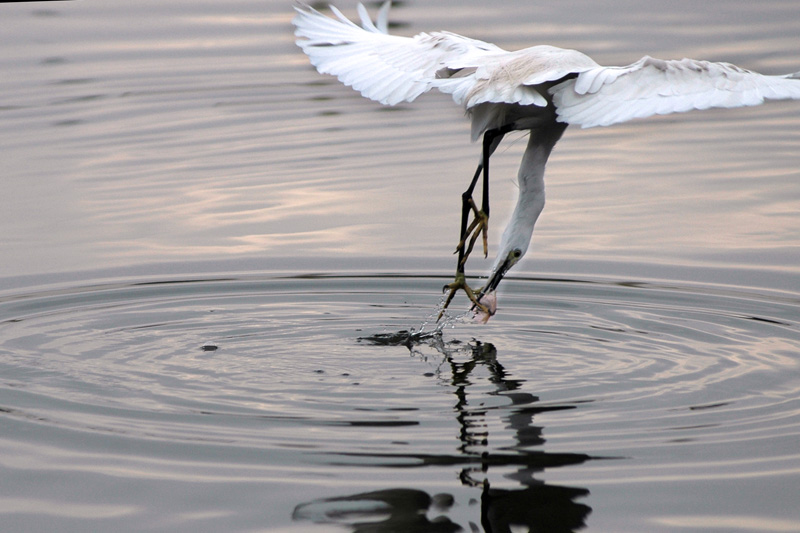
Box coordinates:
[358,294,475,347]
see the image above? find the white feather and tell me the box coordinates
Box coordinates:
[551,57,800,128]
[292,2,800,317]
[295,3,799,132]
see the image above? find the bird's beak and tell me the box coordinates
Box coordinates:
[480,253,514,297]
[472,253,515,322]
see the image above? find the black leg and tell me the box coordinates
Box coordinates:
[456,127,511,264]
[439,126,513,321]
[481,123,515,216]
[456,163,483,273]
[481,131,493,218]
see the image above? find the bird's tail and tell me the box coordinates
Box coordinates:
[292,1,391,42]
[292,1,443,106]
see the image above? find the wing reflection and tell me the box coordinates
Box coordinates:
[293,487,461,532]
[294,336,593,532]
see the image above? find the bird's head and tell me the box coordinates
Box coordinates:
[483,247,523,294]
[473,245,526,323]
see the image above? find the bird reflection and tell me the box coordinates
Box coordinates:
[294,335,592,532]
[445,340,592,532]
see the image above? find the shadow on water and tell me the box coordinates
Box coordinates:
[293,334,594,532]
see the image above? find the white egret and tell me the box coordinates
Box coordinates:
[292,1,800,321]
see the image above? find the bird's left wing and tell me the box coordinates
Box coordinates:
[551,56,800,128]
[293,1,504,106]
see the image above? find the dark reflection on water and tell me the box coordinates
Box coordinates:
[296,337,593,532]
[294,488,462,532]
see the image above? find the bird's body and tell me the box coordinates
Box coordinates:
[293,1,800,320]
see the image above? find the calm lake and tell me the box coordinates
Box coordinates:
[1,0,799,531]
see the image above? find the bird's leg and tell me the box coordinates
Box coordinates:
[440,128,510,320]
[438,270,487,321]
[438,166,487,321]
[456,131,498,264]
[456,125,515,265]
[456,163,484,266]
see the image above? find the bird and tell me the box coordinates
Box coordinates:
[292,1,800,321]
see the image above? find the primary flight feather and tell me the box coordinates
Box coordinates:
[293,1,800,320]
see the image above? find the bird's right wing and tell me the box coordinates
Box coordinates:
[293,1,504,106]
[551,56,800,128]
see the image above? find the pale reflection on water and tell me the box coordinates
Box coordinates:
[1,0,798,281]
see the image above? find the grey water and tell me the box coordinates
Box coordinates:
[1,1,799,532]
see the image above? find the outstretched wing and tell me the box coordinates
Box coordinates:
[551,56,800,128]
[293,1,504,106]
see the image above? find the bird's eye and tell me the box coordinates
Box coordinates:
[512,249,522,258]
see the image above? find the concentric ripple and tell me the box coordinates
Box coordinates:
[0,274,799,531]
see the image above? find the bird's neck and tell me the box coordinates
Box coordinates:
[493,130,563,272]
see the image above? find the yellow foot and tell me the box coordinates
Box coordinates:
[437,272,488,321]
[455,199,488,267]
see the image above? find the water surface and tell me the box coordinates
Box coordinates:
[1,1,799,531]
